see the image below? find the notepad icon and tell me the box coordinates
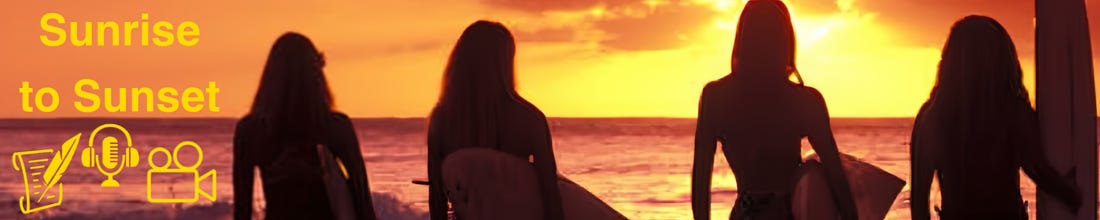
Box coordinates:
[12,134,81,214]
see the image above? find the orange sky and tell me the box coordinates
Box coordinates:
[1,0,1099,118]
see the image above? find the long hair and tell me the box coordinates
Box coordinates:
[430,20,522,150]
[731,0,803,85]
[249,32,334,143]
[929,15,1030,164]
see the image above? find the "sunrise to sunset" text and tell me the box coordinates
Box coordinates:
[19,79,221,113]
[39,13,200,47]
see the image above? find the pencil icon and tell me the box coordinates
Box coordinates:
[12,133,81,214]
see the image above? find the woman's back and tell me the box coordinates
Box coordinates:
[914,101,1029,216]
[694,76,857,220]
[426,90,564,220]
[233,113,372,219]
[703,77,808,191]
[488,99,550,159]
[430,98,547,158]
[914,99,1079,219]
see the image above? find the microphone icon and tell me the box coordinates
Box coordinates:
[80,124,140,187]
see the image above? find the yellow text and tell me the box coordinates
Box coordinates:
[40,13,200,47]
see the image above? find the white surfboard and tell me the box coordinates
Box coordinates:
[440,147,628,220]
[1036,0,1097,219]
[792,153,905,220]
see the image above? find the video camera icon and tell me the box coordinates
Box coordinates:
[146,141,216,203]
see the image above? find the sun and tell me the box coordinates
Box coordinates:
[701,0,854,47]
[696,0,741,12]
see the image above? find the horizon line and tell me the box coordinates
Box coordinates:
[0,116,926,120]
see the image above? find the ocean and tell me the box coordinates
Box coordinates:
[0,118,1080,219]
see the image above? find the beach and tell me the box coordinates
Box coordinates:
[0,118,1087,219]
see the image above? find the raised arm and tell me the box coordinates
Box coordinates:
[426,119,449,220]
[909,101,936,220]
[1015,104,1082,212]
[691,84,717,220]
[530,112,564,220]
[803,88,858,220]
[232,120,255,220]
[328,114,378,220]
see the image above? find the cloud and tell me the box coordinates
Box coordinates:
[482,0,640,13]
[513,27,581,43]
[850,0,1100,60]
[789,0,842,15]
[484,0,722,51]
[592,3,720,50]
[851,0,1035,50]
[486,0,1100,56]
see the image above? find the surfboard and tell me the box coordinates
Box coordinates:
[439,147,628,220]
[1036,0,1097,219]
[317,145,356,220]
[792,153,905,220]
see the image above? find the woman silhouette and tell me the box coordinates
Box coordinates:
[910,15,1080,219]
[233,32,376,220]
[691,0,858,219]
[427,21,564,220]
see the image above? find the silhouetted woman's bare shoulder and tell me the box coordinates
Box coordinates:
[691,1,858,219]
